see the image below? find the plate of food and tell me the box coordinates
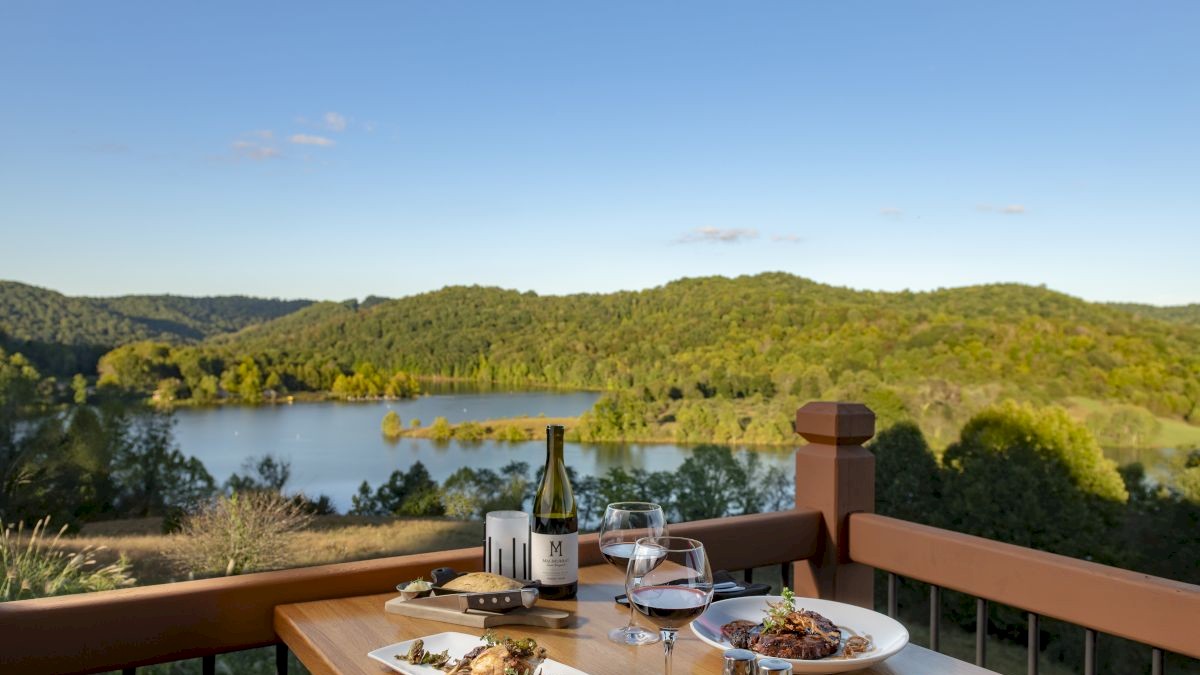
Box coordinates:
[368,630,587,675]
[690,589,909,674]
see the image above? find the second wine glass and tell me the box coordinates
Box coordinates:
[626,536,714,675]
[598,502,667,645]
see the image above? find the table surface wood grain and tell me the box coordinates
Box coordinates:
[274,563,999,675]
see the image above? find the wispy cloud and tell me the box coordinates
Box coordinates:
[771,234,803,243]
[80,143,129,154]
[249,130,274,140]
[677,227,759,244]
[231,139,281,161]
[879,207,903,218]
[977,203,1027,215]
[289,133,336,147]
[323,112,347,132]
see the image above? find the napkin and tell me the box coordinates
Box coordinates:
[614,569,772,606]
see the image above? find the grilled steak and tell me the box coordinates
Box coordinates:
[722,620,761,649]
[721,609,843,660]
[751,631,838,660]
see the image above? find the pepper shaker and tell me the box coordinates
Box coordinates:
[757,657,793,675]
[722,648,756,675]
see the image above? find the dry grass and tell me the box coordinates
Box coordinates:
[64,516,484,586]
[404,416,578,441]
[170,492,313,577]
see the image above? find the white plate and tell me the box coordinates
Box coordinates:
[691,596,909,674]
[368,631,589,675]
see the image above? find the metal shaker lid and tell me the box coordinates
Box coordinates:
[757,657,793,675]
[721,648,756,675]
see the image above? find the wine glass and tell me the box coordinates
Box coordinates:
[599,502,667,645]
[626,536,714,675]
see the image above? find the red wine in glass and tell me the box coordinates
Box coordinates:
[600,542,637,568]
[629,585,711,630]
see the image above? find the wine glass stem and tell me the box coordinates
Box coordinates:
[625,575,642,629]
[661,628,677,675]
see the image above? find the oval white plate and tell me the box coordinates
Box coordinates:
[691,596,909,674]
[368,631,589,675]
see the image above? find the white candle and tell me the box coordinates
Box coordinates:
[485,510,531,580]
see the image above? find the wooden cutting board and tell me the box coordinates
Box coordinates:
[384,596,572,628]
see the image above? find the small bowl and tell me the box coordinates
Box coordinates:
[395,581,434,601]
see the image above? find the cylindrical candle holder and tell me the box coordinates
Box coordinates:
[485,510,531,580]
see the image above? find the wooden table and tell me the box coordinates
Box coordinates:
[275,564,999,674]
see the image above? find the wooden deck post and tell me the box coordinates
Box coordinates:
[792,401,875,608]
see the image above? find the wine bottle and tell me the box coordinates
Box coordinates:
[531,424,578,599]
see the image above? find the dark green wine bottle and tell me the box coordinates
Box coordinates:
[531,425,578,599]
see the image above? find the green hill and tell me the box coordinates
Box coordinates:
[1109,302,1200,327]
[0,281,312,374]
[84,274,1199,446]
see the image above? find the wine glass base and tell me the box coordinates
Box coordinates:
[608,625,662,646]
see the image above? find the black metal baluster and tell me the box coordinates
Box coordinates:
[122,669,135,675]
[1027,613,1039,675]
[779,561,792,590]
[1083,629,1096,675]
[929,585,941,651]
[887,573,897,618]
[743,568,753,584]
[276,642,289,675]
[975,598,987,667]
[1152,648,1164,675]
[202,654,216,675]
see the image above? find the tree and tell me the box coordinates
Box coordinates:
[111,412,215,516]
[381,410,403,439]
[71,374,88,405]
[673,446,746,521]
[868,422,942,524]
[429,417,452,441]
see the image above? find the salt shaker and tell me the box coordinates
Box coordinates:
[757,657,793,675]
[721,648,756,675]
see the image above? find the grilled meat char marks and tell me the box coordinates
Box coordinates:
[722,610,842,660]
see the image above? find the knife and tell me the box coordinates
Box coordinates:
[403,588,539,613]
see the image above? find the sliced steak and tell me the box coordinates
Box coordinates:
[751,632,838,660]
[721,620,762,649]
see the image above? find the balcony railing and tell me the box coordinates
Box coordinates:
[0,401,1197,675]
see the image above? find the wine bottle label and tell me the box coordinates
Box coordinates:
[530,531,578,585]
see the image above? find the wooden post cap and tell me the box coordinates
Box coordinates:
[795,401,875,445]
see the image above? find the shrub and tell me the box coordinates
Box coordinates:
[381,410,403,439]
[1,517,134,601]
[169,491,311,577]
[496,424,529,442]
[429,416,452,441]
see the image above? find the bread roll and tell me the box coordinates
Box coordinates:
[441,572,523,592]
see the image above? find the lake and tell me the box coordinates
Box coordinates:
[173,390,1179,511]
[172,390,798,511]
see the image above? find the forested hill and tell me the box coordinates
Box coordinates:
[187,274,1199,419]
[1109,302,1200,327]
[0,281,312,374]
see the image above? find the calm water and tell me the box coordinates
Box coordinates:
[172,390,797,511]
[173,391,1176,511]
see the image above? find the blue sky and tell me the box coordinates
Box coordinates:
[1,1,1197,304]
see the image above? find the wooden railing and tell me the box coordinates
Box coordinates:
[0,509,821,675]
[791,401,1200,675]
[1,400,1198,675]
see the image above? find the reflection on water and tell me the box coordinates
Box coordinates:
[173,391,1177,511]
[173,391,797,512]
[1102,446,1179,487]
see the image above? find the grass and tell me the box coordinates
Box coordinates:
[1,517,135,601]
[403,416,580,441]
[1063,397,1200,448]
[68,515,485,586]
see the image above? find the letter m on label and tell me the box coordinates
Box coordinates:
[550,541,563,557]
